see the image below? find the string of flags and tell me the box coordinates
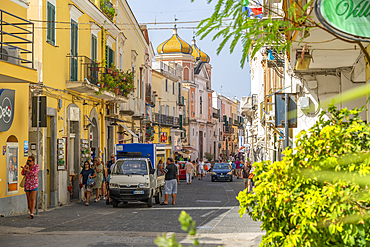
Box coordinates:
[242,0,263,19]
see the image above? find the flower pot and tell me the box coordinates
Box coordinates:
[107,68,113,74]
[68,186,73,192]
[115,88,119,95]
[113,72,118,76]
[91,67,100,72]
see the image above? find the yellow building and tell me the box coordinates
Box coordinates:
[151,61,184,160]
[0,0,38,216]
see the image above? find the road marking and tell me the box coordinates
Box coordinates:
[142,206,234,210]
[197,226,213,229]
[196,200,221,203]
[201,210,215,218]
[225,190,234,191]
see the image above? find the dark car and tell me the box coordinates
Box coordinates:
[211,163,233,182]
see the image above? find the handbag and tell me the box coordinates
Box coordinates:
[248,173,254,179]
[20,175,26,188]
[87,174,95,188]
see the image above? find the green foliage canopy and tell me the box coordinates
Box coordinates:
[237,105,370,246]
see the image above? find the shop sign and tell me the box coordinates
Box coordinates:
[160,132,167,143]
[0,89,15,132]
[24,141,29,156]
[318,0,370,38]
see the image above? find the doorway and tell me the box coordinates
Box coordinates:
[199,131,203,159]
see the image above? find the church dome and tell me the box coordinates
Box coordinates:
[191,37,210,63]
[157,27,193,54]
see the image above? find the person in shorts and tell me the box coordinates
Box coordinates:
[161,157,178,205]
[235,158,241,179]
[198,158,204,180]
[79,161,96,206]
[242,160,252,191]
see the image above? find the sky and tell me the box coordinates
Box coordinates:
[126,0,251,100]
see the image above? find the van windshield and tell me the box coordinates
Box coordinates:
[113,160,148,175]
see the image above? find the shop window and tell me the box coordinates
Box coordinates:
[6,135,19,195]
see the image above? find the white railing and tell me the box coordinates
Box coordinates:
[120,93,135,113]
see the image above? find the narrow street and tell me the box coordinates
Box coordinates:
[0,177,262,247]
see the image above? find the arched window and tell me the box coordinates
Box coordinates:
[184,67,189,81]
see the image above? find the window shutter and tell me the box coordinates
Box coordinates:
[47,3,51,42]
[51,4,55,44]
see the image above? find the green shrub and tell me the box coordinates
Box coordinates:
[237,104,370,246]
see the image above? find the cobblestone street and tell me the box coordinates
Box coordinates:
[0,177,262,247]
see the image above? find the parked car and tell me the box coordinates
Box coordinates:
[178,161,195,180]
[211,163,233,182]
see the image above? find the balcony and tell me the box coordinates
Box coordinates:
[132,99,145,120]
[233,119,239,126]
[100,0,115,21]
[153,113,180,127]
[66,55,127,102]
[212,108,220,119]
[178,96,185,106]
[0,9,37,83]
[223,125,233,135]
[120,93,135,115]
[183,117,189,125]
[152,61,182,82]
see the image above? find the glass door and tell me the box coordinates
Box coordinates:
[6,142,19,195]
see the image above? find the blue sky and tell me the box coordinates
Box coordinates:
[126,0,251,99]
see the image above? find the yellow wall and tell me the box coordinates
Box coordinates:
[153,126,170,145]
[0,83,29,198]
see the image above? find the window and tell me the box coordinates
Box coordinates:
[165,79,168,92]
[70,20,78,81]
[165,105,169,116]
[107,47,114,68]
[173,107,175,117]
[173,82,175,94]
[193,128,195,136]
[200,97,203,114]
[47,2,56,45]
[91,34,97,61]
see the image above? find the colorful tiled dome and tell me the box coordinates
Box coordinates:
[191,37,210,63]
[157,27,193,54]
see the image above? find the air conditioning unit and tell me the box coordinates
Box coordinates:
[0,46,21,65]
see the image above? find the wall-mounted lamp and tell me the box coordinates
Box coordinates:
[295,52,311,71]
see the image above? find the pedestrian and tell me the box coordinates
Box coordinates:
[232,160,236,176]
[218,154,222,162]
[93,157,103,202]
[184,160,193,184]
[157,159,164,176]
[192,160,197,177]
[235,158,241,179]
[161,157,178,205]
[175,161,180,185]
[79,161,96,206]
[106,154,115,204]
[242,160,252,191]
[101,161,107,200]
[198,158,204,180]
[21,155,39,219]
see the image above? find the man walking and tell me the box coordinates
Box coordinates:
[198,158,204,180]
[161,157,178,205]
[185,161,193,184]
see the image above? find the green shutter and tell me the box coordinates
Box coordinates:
[70,20,78,81]
[47,2,55,45]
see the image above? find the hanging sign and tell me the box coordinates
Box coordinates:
[0,89,15,132]
[317,0,370,39]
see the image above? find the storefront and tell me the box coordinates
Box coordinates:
[0,85,31,216]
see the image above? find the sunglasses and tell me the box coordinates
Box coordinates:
[27,160,32,163]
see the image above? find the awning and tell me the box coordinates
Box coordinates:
[119,124,138,138]
[183,146,198,152]
[175,151,190,158]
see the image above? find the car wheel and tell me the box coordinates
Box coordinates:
[155,191,160,204]
[112,200,119,208]
[147,192,153,207]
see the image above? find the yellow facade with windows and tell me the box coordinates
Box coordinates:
[0,0,38,216]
